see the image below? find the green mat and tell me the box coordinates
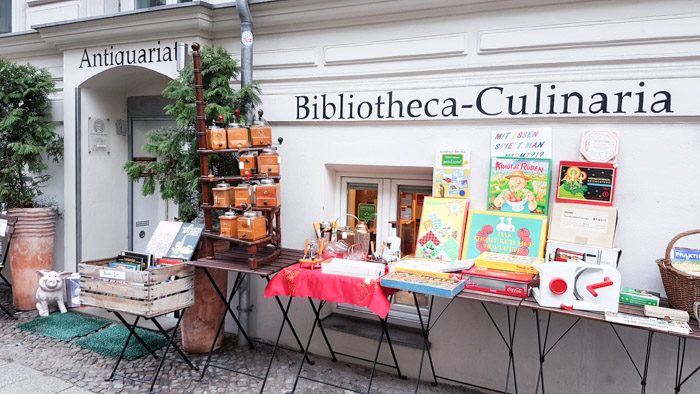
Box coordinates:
[18,312,110,341]
[75,324,168,361]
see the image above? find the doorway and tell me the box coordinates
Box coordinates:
[127,96,175,251]
[78,66,173,261]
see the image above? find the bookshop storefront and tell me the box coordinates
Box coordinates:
[2,0,700,392]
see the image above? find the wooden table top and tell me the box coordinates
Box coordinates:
[189,247,303,277]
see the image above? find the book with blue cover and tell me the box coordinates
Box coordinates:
[381,271,465,298]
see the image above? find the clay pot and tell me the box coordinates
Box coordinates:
[7,208,56,311]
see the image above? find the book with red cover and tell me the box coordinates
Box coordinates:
[463,266,534,298]
[555,161,617,206]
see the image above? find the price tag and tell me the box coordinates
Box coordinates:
[99,269,126,281]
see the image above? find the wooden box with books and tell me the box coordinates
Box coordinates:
[78,257,194,318]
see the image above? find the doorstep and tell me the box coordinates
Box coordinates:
[321,313,427,350]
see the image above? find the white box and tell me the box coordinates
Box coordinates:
[548,203,618,248]
[321,258,385,279]
[545,240,621,267]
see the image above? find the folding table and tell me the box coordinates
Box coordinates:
[191,248,310,393]
[106,308,197,393]
[264,263,405,394]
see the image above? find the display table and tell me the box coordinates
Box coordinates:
[405,289,700,394]
[265,263,405,393]
[190,248,309,393]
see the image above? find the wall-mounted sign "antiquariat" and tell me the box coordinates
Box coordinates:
[262,78,700,121]
[79,41,179,69]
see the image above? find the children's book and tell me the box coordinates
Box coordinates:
[163,223,204,261]
[432,149,471,199]
[555,161,617,206]
[146,221,184,259]
[393,257,473,274]
[474,252,543,275]
[381,271,466,298]
[414,197,469,262]
[461,210,547,260]
[487,157,551,215]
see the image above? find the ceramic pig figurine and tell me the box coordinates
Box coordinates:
[36,270,72,317]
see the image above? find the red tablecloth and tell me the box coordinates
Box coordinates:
[264,264,396,318]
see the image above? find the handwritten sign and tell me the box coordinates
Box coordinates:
[491,128,552,159]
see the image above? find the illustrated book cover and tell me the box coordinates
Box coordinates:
[163,223,204,261]
[380,271,466,298]
[146,221,184,259]
[487,157,551,215]
[414,197,469,262]
[432,149,471,199]
[461,210,547,260]
[555,161,617,206]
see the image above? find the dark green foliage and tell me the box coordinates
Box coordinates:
[0,58,63,208]
[123,46,260,222]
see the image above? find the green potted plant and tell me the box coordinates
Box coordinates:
[124,45,260,352]
[0,58,63,310]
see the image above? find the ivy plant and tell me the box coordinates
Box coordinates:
[0,58,63,209]
[124,46,261,222]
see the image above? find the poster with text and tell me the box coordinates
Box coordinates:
[491,128,552,159]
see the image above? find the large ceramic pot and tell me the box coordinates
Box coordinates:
[7,208,56,311]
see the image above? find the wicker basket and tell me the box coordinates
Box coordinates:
[656,229,700,315]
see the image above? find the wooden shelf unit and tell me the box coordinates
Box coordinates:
[193,46,282,269]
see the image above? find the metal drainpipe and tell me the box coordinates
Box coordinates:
[236,0,253,349]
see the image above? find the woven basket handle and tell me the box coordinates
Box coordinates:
[664,229,700,264]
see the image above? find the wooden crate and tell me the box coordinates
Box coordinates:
[79,258,195,318]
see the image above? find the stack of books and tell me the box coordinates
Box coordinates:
[380,257,468,298]
[462,252,541,298]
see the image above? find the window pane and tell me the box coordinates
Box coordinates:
[397,186,431,256]
[0,0,11,34]
[346,182,378,248]
[136,0,166,9]
[393,290,429,309]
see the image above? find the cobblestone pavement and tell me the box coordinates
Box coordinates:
[0,287,482,394]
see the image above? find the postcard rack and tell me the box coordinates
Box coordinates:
[192,43,281,269]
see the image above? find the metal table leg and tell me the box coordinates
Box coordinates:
[481,302,519,394]
[533,310,580,394]
[148,309,197,392]
[202,269,254,349]
[106,315,143,381]
[112,312,159,360]
[610,324,654,394]
[308,299,336,361]
[289,299,322,393]
[672,337,700,393]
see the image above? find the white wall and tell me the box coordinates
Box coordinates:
[213,1,700,392]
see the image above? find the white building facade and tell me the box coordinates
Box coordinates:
[1,1,699,392]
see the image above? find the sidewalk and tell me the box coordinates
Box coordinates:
[0,361,92,394]
[0,284,481,394]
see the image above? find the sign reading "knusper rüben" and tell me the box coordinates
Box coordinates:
[263,78,700,121]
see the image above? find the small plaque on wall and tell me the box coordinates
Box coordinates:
[88,117,110,154]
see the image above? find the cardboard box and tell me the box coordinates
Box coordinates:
[619,287,660,307]
[545,240,621,267]
[548,203,618,248]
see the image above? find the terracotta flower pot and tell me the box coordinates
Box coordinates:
[7,207,56,311]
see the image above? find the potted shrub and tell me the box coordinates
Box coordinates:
[124,45,260,352]
[0,58,63,310]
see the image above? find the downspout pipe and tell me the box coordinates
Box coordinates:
[236,0,253,349]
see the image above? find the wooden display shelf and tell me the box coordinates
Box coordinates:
[198,146,271,155]
[202,230,273,247]
[201,204,281,213]
[200,175,280,183]
[206,245,283,270]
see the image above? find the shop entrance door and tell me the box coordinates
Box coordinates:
[129,119,174,251]
[127,96,175,251]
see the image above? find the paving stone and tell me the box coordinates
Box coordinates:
[0,373,73,394]
[0,285,484,394]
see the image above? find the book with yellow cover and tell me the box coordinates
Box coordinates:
[415,197,469,262]
[474,252,543,274]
